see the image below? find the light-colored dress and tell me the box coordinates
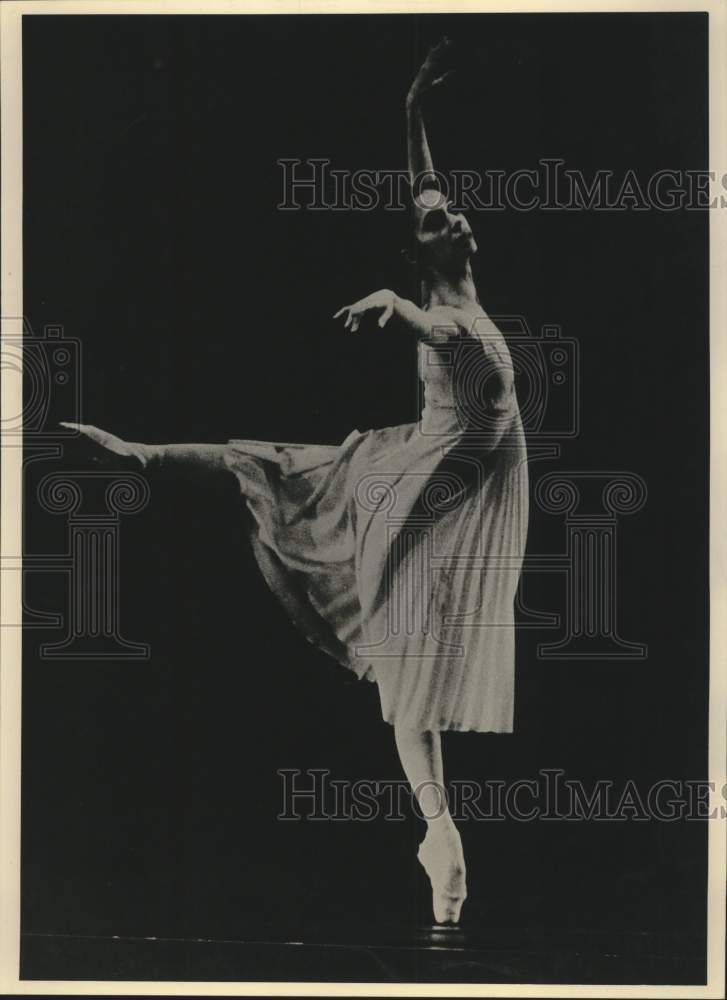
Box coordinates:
[223,318,529,733]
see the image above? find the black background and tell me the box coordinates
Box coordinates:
[22,12,709,983]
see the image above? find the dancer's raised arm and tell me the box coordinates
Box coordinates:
[333,39,472,342]
[406,37,454,190]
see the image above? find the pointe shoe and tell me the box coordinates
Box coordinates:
[417,828,467,925]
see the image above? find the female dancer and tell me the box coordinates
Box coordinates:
[62,39,529,925]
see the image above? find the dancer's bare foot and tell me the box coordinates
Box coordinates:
[59,422,151,468]
[417,823,467,924]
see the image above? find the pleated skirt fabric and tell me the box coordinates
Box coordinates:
[223,405,529,733]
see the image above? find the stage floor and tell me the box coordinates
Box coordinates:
[20,923,706,984]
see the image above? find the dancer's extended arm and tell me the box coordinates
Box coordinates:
[333,292,457,341]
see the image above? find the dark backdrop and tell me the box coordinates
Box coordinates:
[21,12,709,984]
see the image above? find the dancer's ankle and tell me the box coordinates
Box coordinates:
[425,813,460,844]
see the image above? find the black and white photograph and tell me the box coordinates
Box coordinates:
[1,0,725,995]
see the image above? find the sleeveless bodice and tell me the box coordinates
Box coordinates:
[417,339,462,436]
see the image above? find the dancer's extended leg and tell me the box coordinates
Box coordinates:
[60,423,229,476]
[394,724,467,924]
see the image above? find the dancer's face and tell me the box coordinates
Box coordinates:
[414,189,478,267]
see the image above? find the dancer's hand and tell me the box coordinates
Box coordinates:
[333,289,397,333]
[59,422,151,468]
[407,37,456,106]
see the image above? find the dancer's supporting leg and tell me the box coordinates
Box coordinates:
[394,724,467,924]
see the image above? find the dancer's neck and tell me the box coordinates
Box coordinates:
[421,261,478,310]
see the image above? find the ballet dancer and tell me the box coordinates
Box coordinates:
[62,38,529,925]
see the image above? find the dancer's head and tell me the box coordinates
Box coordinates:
[408,183,478,276]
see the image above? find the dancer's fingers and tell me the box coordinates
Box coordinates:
[427,37,452,65]
[350,314,361,333]
[333,306,349,320]
[431,70,455,88]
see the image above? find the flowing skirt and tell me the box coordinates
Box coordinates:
[223,411,529,733]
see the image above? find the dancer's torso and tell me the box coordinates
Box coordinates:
[416,306,518,439]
